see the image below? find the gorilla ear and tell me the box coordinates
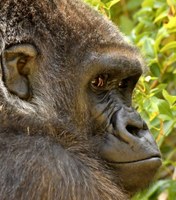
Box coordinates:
[2,44,37,99]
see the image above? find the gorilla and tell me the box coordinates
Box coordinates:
[0,0,161,199]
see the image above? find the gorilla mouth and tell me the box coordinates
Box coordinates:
[108,155,162,165]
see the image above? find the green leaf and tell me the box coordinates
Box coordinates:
[150,63,160,77]
[105,0,120,9]
[142,0,154,7]
[167,0,176,6]
[158,99,173,119]
[154,10,168,23]
[119,16,134,35]
[154,1,166,8]
[164,53,176,66]
[164,120,175,136]
[163,89,176,105]
[139,37,155,58]
[84,0,103,9]
[132,180,172,200]
[168,180,176,199]
[160,41,176,52]
[127,0,143,10]
[154,27,169,52]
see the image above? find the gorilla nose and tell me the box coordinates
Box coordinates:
[110,107,147,144]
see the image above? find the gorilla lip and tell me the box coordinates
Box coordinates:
[107,156,161,165]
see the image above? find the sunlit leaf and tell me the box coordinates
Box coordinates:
[164,16,176,29]
[154,10,168,23]
[105,0,120,9]
[160,41,176,52]
[167,0,176,6]
[163,90,176,105]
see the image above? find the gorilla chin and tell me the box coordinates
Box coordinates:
[111,157,161,194]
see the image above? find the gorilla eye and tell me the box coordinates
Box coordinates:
[118,79,128,89]
[91,74,108,89]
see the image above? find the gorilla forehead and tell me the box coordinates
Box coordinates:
[1,0,133,52]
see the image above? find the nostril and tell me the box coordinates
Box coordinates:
[109,108,148,142]
[126,125,141,137]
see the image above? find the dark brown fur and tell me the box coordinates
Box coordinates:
[0,0,148,199]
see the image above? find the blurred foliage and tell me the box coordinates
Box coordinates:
[84,0,176,199]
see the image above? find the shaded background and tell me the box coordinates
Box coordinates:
[84,0,176,199]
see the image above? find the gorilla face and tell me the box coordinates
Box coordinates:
[84,50,161,193]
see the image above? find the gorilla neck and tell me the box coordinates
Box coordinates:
[0,128,128,200]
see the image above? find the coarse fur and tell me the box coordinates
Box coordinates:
[0,0,160,200]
